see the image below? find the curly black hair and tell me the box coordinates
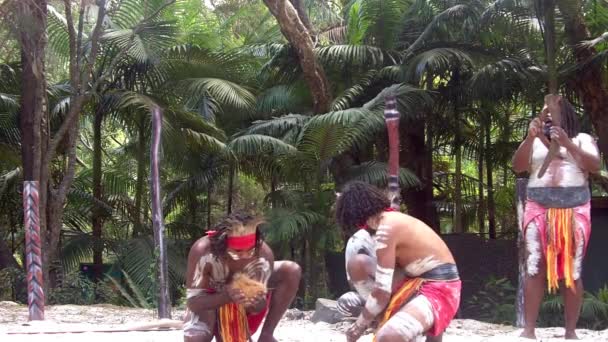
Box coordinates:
[335,181,390,230]
[208,211,264,258]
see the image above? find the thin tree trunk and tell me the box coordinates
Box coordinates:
[453,142,463,233]
[92,106,104,280]
[557,0,608,163]
[227,162,234,214]
[477,131,485,236]
[133,117,146,237]
[425,122,439,231]
[261,0,331,113]
[207,185,212,228]
[486,123,497,239]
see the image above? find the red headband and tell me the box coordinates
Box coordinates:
[227,233,256,250]
[206,230,257,249]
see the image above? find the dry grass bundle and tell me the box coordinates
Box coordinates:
[232,273,267,299]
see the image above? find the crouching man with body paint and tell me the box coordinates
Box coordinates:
[512,95,601,340]
[335,181,461,342]
[183,212,302,342]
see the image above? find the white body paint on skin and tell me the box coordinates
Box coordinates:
[193,254,230,290]
[365,295,384,316]
[353,280,374,299]
[528,134,598,188]
[378,311,424,341]
[243,257,272,285]
[573,224,585,280]
[375,265,394,292]
[374,224,391,251]
[404,255,442,277]
[525,222,541,277]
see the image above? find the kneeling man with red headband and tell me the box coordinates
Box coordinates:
[183,212,301,342]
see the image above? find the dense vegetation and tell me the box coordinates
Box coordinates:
[0,0,607,321]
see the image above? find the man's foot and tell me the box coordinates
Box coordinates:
[257,332,278,342]
[519,329,536,340]
[565,330,579,340]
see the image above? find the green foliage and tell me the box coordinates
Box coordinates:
[464,276,516,325]
[48,271,117,305]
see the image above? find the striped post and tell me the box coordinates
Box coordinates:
[150,106,171,319]
[384,95,401,210]
[23,181,45,321]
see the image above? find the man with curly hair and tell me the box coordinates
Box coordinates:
[335,181,461,342]
[183,211,301,342]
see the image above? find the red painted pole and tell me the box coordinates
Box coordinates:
[384,95,401,210]
[23,181,44,321]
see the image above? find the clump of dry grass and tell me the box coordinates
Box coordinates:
[231,273,266,300]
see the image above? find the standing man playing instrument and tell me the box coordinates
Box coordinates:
[183,212,301,342]
[512,94,601,339]
[335,181,461,342]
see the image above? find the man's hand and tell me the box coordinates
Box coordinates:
[345,320,367,342]
[550,126,572,148]
[226,284,248,306]
[245,291,267,313]
[528,118,542,139]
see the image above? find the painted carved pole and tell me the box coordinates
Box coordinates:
[515,178,527,327]
[23,181,45,321]
[150,106,171,319]
[385,95,401,210]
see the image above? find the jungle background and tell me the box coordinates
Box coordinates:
[1,0,608,330]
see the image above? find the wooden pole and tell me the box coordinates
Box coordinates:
[515,178,528,327]
[24,181,45,321]
[385,95,401,209]
[537,0,561,178]
[150,106,170,319]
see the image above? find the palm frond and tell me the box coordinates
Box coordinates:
[230,134,298,156]
[263,208,324,244]
[346,161,420,188]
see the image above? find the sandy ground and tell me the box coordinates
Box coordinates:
[1,302,607,342]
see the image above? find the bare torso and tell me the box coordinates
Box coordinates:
[528,135,592,188]
[375,212,455,277]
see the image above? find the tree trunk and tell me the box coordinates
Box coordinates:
[0,237,19,271]
[17,0,48,316]
[227,162,234,214]
[262,0,331,114]
[486,123,497,239]
[477,132,485,236]
[207,185,212,228]
[453,142,464,233]
[133,117,147,237]
[401,120,437,230]
[92,106,104,280]
[557,0,608,163]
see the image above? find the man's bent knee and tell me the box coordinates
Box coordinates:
[276,260,302,283]
[347,254,375,281]
[376,312,425,342]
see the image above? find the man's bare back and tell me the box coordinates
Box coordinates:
[378,212,455,276]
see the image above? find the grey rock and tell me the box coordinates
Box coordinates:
[310,298,345,324]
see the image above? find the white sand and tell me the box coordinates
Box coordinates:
[1,302,607,341]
